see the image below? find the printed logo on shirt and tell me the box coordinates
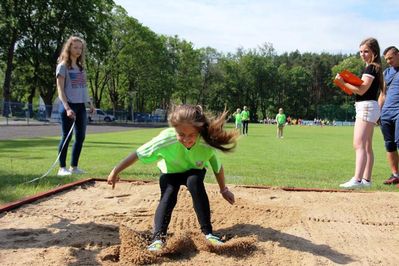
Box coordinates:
[195,161,204,167]
[69,71,86,89]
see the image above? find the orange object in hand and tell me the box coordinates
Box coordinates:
[334,70,363,96]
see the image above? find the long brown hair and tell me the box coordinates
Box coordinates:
[360,37,384,92]
[168,104,238,152]
[57,36,86,71]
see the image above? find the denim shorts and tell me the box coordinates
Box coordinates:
[380,111,399,152]
[355,100,380,124]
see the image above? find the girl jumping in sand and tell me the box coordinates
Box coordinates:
[107,104,238,251]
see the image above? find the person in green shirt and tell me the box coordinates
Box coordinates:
[241,106,250,135]
[233,108,242,133]
[107,104,238,251]
[276,108,286,138]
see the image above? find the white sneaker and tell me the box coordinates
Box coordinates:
[57,167,72,176]
[361,179,372,187]
[147,239,164,251]
[69,167,86,175]
[205,234,224,245]
[339,177,362,188]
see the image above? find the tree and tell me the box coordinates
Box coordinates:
[1,0,115,116]
[0,0,30,116]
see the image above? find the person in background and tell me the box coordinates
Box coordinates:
[276,108,286,138]
[107,104,238,251]
[335,37,383,188]
[241,106,250,136]
[378,46,399,187]
[233,108,242,133]
[56,36,95,176]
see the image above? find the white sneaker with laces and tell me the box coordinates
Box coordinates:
[57,167,72,176]
[69,167,86,175]
[339,177,362,188]
[361,179,372,187]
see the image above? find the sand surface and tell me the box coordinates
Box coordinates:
[0,181,398,265]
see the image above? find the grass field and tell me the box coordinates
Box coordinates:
[0,123,397,205]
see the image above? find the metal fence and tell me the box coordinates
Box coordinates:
[0,100,167,126]
[1,100,355,127]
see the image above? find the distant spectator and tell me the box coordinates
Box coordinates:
[276,108,286,138]
[241,106,250,136]
[232,108,242,133]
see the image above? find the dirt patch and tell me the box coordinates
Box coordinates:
[0,181,398,265]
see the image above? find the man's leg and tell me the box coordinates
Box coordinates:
[387,151,399,175]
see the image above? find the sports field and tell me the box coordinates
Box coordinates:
[0,124,398,265]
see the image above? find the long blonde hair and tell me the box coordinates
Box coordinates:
[168,104,238,152]
[57,36,86,71]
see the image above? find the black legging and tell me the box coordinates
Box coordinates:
[242,120,249,135]
[152,168,212,240]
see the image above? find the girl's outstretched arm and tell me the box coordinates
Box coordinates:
[107,152,139,189]
[214,166,235,204]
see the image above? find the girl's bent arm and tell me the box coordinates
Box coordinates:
[57,75,75,118]
[335,74,374,96]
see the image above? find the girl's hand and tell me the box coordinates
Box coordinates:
[334,74,344,84]
[66,108,76,119]
[107,172,120,189]
[89,104,96,115]
[220,187,235,204]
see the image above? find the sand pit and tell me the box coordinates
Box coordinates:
[0,180,398,265]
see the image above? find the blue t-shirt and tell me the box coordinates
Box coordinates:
[56,63,89,103]
[355,64,380,102]
[381,67,399,117]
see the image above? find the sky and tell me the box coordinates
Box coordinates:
[113,0,398,55]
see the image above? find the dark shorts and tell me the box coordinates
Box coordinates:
[380,111,399,152]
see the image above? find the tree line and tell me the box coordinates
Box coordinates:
[1,0,371,121]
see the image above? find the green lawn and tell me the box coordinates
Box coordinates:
[0,123,397,205]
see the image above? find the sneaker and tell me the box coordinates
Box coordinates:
[69,167,86,175]
[361,179,372,187]
[147,239,164,251]
[339,177,362,188]
[205,234,224,245]
[57,167,72,176]
[383,175,399,185]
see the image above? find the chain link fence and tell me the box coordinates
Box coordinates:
[0,100,167,126]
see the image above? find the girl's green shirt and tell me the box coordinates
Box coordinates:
[235,113,242,123]
[276,113,286,125]
[136,128,221,174]
[241,110,249,121]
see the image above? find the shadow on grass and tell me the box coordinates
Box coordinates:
[0,138,140,153]
[0,172,82,204]
[0,138,59,153]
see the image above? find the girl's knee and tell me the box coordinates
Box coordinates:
[187,177,205,193]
